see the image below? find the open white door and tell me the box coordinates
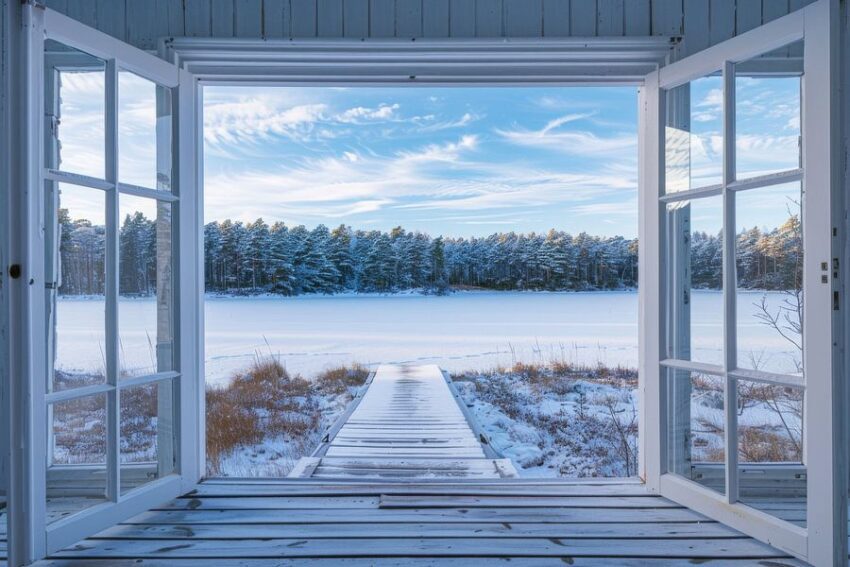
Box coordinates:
[11,4,201,564]
[639,0,845,564]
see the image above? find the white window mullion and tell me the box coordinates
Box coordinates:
[104,58,120,504]
[721,60,738,505]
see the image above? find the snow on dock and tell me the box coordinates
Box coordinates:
[291,364,518,479]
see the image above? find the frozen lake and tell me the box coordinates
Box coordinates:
[55,290,800,386]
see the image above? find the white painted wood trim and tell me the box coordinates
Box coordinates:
[176,66,203,488]
[164,36,672,85]
[800,0,847,564]
[658,473,807,557]
[637,72,663,492]
[721,58,739,505]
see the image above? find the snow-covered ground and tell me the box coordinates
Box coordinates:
[454,366,639,477]
[55,290,799,387]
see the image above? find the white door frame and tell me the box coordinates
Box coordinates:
[639,1,846,564]
[8,5,201,564]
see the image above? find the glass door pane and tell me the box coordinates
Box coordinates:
[653,14,830,556]
[27,6,192,559]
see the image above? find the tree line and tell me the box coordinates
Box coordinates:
[56,211,801,297]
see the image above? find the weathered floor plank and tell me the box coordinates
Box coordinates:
[40,480,800,565]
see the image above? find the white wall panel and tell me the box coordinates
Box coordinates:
[543,0,570,37]
[370,0,395,36]
[235,0,263,37]
[318,0,343,36]
[449,0,475,37]
[395,0,421,37]
[570,0,596,36]
[422,0,448,37]
[343,0,368,37]
[597,0,624,36]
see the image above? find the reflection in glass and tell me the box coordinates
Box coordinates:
[735,183,802,375]
[735,40,803,180]
[53,184,106,392]
[119,70,172,190]
[737,380,806,526]
[47,394,108,521]
[118,195,173,379]
[665,74,723,193]
[44,39,106,179]
[666,370,725,495]
[665,196,724,365]
[121,382,175,494]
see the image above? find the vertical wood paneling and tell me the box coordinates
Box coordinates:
[709,0,735,45]
[543,0,570,36]
[50,0,817,52]
[184,0,213,37]
[570,0,596,35]
[161,0,186,37]
[263,0,291,37]
[291,0,318,36]
[211,0,235,36]
[343,0,369,37]
[65,0,98,28]
[235,0,263,37]
[45,0,69,12]
[422,0,449,37]
[449,0,475,37]
[318,0,344,36]
[682,0,709,56]
[652,0,683,35]
[370,0,395,36]
[96,0,126,40]
[475,0,502,37]
[735,0,761,34]
[762,0,789,22]
[127,0,158,49]
[597,0,624,36]
[505,0,542,36]
[395,0,423,37]
[624,0,651,35]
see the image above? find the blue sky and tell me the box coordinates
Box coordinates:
[202,86,640,238]
[54,73,801,241]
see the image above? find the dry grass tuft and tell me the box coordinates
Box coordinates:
[205,355,325,476]
[315,364,370,395]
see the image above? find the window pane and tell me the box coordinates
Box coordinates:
[121,381,175,494]
[118,195,173,379]
[735,182,802,376]
[47,394,108,521]
[665,196,724,365]
[666,369,725,495]
[45,40,106,179]
[735,40,803,180]
[736,379,806,526]
[665,74,723,193]
[119,70,172,191]
[54,184,106,392]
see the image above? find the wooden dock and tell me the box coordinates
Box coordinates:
[290,364,518,480]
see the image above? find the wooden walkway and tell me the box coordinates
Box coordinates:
[290,364,518,480]
[36,478,804,566]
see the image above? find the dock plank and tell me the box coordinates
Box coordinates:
[293,364,514,479]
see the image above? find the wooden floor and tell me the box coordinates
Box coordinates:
[291,364,517,480]
[34,478,805,566]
